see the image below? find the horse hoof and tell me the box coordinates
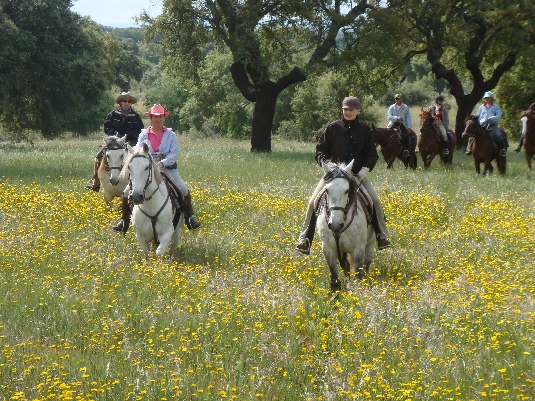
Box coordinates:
[330,279,342,292]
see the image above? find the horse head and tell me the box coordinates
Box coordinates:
[419,108,434,132]
[102,136,127,185]
[520,110,534,138]
[123,143,162,205]
[462,115,480,139]
[322,160,354,233]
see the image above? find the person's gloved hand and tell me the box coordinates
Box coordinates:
[357,167,369,181]
[157,161,164,169]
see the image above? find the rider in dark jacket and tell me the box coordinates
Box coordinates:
[295,96,391,255]
[85,92,144,191]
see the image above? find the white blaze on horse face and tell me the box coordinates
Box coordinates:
[521,116,528,137]
[129,156,151,204]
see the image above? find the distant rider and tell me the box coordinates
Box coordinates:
[427,95,450,155]
[387,93,414,158]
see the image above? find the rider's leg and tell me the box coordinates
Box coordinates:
[361,179,391,250]
[400,125,410,158]
[166,168,201,230]
[514,131,524,152]
[491,125,507,156]
[296,179,324,254]
[85,148,103,191]
[437,122,449,155]
[112,191,131,233]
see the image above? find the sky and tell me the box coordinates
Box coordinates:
[70,0,163,28]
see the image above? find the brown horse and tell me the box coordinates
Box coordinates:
[418,109,456,167]
[462,115,506,175]
[520,110,535,170]
[372,127,417,169]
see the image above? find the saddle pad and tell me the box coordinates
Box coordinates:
[159,171,185,229]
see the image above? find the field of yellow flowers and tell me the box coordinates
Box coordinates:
[0,136,534,400]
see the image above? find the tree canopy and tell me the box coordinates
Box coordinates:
[146,0,377,151]
[385,0,535,140]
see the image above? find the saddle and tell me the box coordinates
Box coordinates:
[160,170,185,229]
[313,177,374,225]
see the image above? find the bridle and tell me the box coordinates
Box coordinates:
[323,168,360,267]
[128,153,170,245]
[103,138,127,181]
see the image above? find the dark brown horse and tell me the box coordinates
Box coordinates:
[372,127,417,169]
[520,110,535,170]
[418,109,456,167]
[462,115,506,175]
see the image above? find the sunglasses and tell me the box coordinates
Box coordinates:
[121,99,132,103]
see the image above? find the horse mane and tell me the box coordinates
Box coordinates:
[120,145,163,185]
[323,163,351,183]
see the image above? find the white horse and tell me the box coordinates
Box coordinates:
[97,136,130,203]
[317,160,375,292]
[121,144,184,257]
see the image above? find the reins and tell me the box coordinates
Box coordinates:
[103,138,127,177]
[128,153,168,244]
[322,169,360,269]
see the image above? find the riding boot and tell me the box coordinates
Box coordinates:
[84,160,101,191]
[514,137,524,152]
[442,140,449,155]
[112,195,131,234]
[465,138,474,155]
[372,210,391,250]
[295,213,317,255]
[183,193,202,230]
[497,139,507,157]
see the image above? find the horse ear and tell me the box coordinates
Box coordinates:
[126,144,135,154]
[346,160,354,174]
[142,143,150,154]
[118,136,126,145]
[322,161,332,174]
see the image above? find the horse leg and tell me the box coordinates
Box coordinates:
[526,152,532,171]
[323,248,341,292]
[155,226,173,256]
[474,160,481,174]
[170,224,183,258]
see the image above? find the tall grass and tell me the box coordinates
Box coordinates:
[0,135,534,400]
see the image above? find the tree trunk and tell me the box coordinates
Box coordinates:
[250,82,278,152]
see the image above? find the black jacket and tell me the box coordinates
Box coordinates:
[103,108,144,146]
[315,117,379,174]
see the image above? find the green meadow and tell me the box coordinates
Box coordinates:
[0,135,534,400]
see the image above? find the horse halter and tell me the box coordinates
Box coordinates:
[129,153,159,201]
[323,168,357,233]
[104,138,127,174]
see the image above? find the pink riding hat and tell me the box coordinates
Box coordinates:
[145,104,170,117]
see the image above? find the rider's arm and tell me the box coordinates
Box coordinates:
[405,107,412,129]
[315,124,334,166]
[387,105,398,124]
[487,105,502,124]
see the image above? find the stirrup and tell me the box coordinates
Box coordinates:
[443,148,449,155]
[403,150,409,158]
[377,237,391,250]
[112,220,125,233]
[499,149,507,157]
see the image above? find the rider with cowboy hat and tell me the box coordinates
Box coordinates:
[85,92,144,192]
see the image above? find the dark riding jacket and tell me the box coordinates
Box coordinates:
[315,117,379,174]
[103,108,144,147]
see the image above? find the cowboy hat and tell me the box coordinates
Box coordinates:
[145,104,170,117]
[483,91,494,99]
[115,92,137,104]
